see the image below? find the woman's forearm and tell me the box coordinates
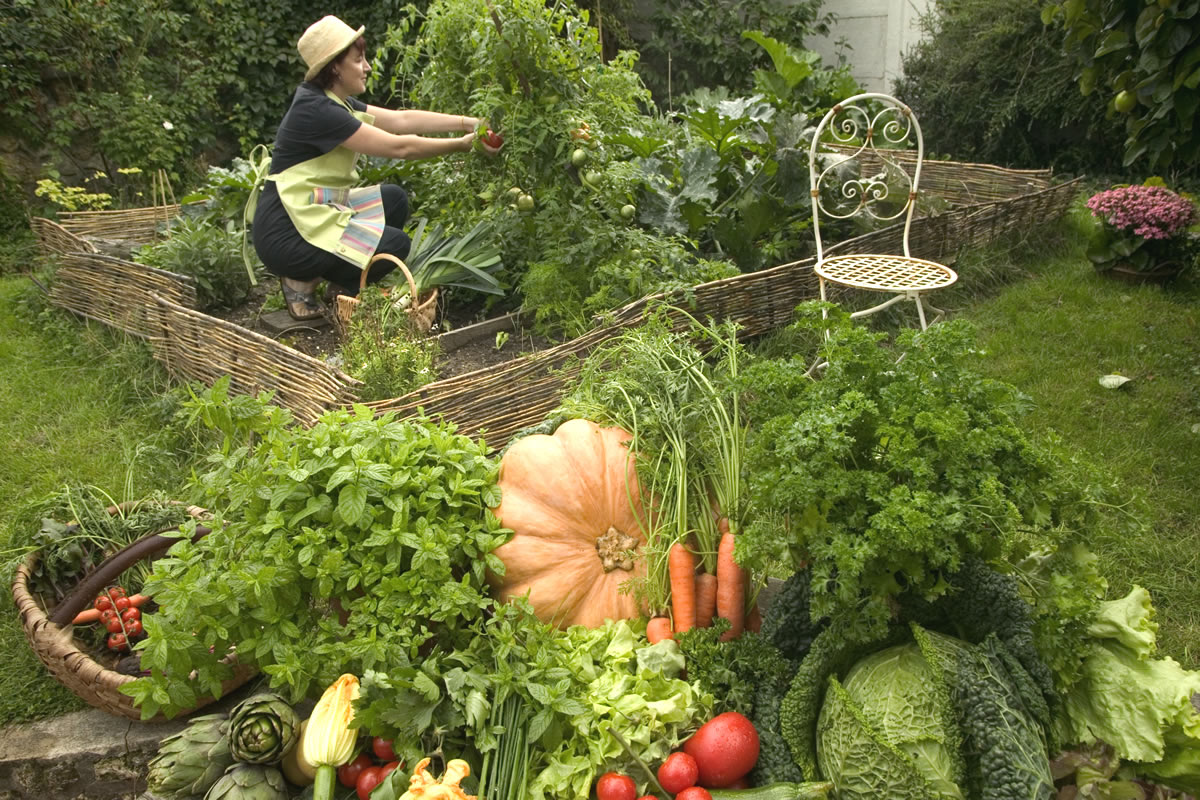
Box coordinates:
[367,107,480,135]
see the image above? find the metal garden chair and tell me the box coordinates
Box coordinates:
[809,93,957,330]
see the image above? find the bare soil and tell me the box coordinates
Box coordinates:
[218,281,554,382]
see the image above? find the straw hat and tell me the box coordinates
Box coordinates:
[298,16,365,81]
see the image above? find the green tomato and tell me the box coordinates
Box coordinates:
[1114,90,1137,113]
[571,148,589,167]
[584,170,603,187]
[517,193,535,212]
[507,186,523,199]
[620,204,636,220]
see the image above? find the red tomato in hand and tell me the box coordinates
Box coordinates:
[676,788,713,800]
[594,772,636,800]
[657,751,700,794]
[483,129,504,148]
[356,766,385,800]
[371,736,397,762]
[338,753,373,788]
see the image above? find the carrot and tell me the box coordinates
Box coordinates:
[71,594,150,625]
[647,616,674,644]
[715,525,746,642]
[669,541,697,633]
[694,572,718,628]
[746,602,763,633]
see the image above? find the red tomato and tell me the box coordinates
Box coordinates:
[371,736,397,762]
[676,788,713,800]
[94,595,113,612]
[100,609,118,626]
[107,632,127,651]
[121,607,141,622]
[683,711,760,788]
[356,766,385,800]
[338,753,373,789]
[125,619,144,637]
[107,586,127,601]
[381,761,401,777]
[725,776,752,790]
[594,772,636,800]
[657,751,700,794]
[105,617,123,634]
[114,596,131,612]
[483,129,504,148]
[635,797,657,800]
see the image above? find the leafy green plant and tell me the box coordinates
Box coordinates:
[133,217,252,311]
[894,0,1124,174]
[387,217,504,298]
[739,303,1113,644]
[34,175,113,213]
[340,286,440,402]
[121,380,509,718]
[1042,0,1200,176]
[627,0,834,108]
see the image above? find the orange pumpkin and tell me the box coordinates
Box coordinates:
[489,418,650,628]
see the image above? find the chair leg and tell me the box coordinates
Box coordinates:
[915,294,930,330]
[917,295,948,328]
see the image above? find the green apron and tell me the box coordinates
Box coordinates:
[245,90,385,274]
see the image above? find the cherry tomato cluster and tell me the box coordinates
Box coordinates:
[338,737,403,800]
[94,586,144,652]
[594,752,719,800]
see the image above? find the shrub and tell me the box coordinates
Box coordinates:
[894,0,1124,174]
[340,287,440,402]
[133,217,251,311]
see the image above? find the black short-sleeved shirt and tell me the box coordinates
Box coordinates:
[252,83,368,265]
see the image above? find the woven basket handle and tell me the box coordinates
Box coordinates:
[364,253,419,299]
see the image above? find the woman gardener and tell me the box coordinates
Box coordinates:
[251,15,502,320]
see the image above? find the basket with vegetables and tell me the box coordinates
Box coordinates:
[8,486,256,720]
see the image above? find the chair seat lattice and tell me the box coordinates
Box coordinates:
[815,253,957,293]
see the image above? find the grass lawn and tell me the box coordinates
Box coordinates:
[0,198,1196,727]
[0,271,197,724]
[954,205,1200,666]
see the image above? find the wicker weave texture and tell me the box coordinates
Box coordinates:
[817,253,957,291]
[30,217,98,258]
[48,253,198,340]
[58,206,180,244]
[150,296,359,427]
[11,556,256,721]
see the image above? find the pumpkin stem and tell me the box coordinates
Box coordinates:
[596,526,639,572]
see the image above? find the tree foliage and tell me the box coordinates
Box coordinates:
[894,0,1124,174]
[1043,0,1200,178]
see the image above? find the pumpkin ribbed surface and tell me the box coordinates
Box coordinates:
[490,418,650,628]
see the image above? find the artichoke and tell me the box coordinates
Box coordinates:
[147,713,235,799]
[203,764,289,800]
[228,693,301,765]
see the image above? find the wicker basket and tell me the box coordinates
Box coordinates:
[10,508,257,721]
[335,253,438,334]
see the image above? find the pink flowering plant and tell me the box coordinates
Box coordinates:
[1085,182,1199,275]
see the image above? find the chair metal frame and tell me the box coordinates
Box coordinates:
[809,92,957,330]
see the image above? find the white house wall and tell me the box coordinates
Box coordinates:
[806,0,933,93]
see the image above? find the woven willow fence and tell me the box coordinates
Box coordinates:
[30,168,1082,442]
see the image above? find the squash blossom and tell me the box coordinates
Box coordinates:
[402,757,476,800]
[305,674,360,800]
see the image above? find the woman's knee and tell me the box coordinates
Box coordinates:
[380,184,409,226]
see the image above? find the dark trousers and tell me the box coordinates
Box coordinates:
[261,183,411,296]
